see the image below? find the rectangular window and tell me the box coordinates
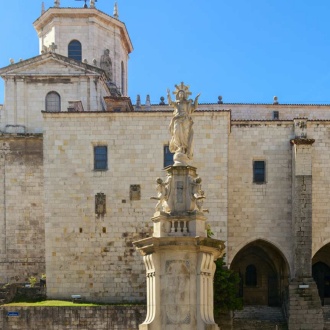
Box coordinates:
[94,146,108,170]
[272,111,279,120]
[164,145,174,167]
[253,161,265,183]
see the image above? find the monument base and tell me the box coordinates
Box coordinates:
[134,236,223,330]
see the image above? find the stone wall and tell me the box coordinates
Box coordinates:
[0,135,45,283]
[287,278,324,330]
[0,306,146,330]
[233,320,288,330]
[227,121,293,269]
[309,122,330,257]
[139,104,330,121]
[42,111,229,302]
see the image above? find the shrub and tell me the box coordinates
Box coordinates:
[214,256,243,312]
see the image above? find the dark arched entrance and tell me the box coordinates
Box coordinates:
[230,240,290,306]
[313,244,330,305]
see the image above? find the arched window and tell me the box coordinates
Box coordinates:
[121,61,125,95]
[68,40,82,61]
[45,92,61,112]
[245,264,257,286]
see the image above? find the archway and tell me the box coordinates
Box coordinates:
[230,240,290,306]
[313,244,330,305]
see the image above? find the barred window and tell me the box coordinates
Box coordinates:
[253,161,266,183]
[68,40,82,61]
[94,146,108,170]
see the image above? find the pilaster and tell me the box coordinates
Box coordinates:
[289,121,323,329]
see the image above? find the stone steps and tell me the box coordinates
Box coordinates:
[234,305,286,322]
[233,306,288,330]
[323,305,330,329]
[324,305,330,322]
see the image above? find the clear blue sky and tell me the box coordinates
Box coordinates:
[1,0,330,105]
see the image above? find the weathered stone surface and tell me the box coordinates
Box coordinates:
[0,306,146,330]
[0,135,45,284]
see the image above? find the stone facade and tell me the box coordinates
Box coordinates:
[1,2,330,329]
[42,111,228,302]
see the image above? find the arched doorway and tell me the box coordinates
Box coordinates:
[313,244,330,305]
[230,240,290,306]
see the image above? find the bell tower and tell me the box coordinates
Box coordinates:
[33,1,133,96]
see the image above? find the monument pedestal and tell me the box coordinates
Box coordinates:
[134,236,223,330]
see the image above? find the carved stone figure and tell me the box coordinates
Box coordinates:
[167,82,200,165]
[190,176,205,212]
[100,49,113,81]
[151,177,170,213]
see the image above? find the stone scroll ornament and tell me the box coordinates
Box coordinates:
[167,82,200,166]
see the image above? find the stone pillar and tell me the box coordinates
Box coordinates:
[291,137,314,278]
[134,166,224,330]
[288,129,323,330]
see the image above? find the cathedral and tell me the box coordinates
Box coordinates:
[0,1,330,328]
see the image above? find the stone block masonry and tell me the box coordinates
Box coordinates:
[0,306,146,330]
[0,135,45,283]
[287,278,324,330]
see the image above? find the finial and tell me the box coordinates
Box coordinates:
[217,96,223,104]
[273,96,279,105]
[136,95,141,109]
[146,95,151,110]
[54,0,60,8]
[9,59,15,65]
[41,2,45,14]
[41,45,48,54]
[113,2,119,19]
[93,59,97,65]
[159,97,165,105]
[90,0,95,8]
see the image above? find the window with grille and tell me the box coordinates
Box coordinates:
[253,160,266,183]
[68,40,82,61]
[94,146,108,170]
[45,92,61,112]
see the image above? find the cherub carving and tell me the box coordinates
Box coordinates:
[151,177,171,213]
[190,176,206,211]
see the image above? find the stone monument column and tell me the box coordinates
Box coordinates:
[288,119,323,330]
[134,83,224,330]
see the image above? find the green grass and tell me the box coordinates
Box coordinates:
[3,300,146,307]
[3,300,105,307]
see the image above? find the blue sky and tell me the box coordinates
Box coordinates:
[1,1,330,104]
